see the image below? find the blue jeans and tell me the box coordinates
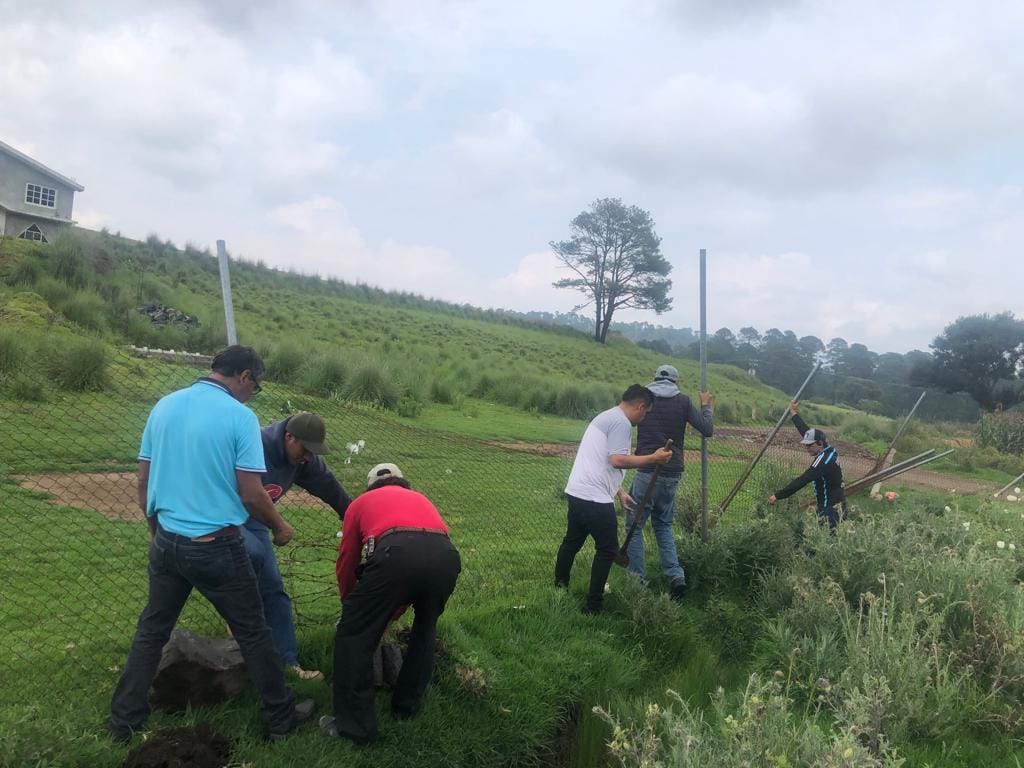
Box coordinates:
[242,523,299,667]
[625,472,685,585]
[110,525,294,736]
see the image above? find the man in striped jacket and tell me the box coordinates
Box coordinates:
[769,402,846,529]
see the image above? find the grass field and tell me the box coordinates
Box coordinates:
[3,233,1024,766]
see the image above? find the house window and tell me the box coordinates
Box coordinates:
[19,224,48,243]
[25,183,57,208]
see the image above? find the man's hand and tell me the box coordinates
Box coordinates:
[788,402,799,417]
[272,521,294,546]
[768,494,778,505]
[699,391,714,407]
[650,446,672,465]
[617,489,636,511]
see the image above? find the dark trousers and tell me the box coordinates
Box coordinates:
[332,532,461,743]
[554,495,618,608]
[818,501,848,531]
[110,526,295,735]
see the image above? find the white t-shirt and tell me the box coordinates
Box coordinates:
[565,406,633,503]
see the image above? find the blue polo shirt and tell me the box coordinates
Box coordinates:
[139,378,266,537]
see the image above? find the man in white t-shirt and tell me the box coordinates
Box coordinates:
[555,384,672,614]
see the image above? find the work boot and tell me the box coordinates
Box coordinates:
[268,698,316,742]
[580,598,603,615]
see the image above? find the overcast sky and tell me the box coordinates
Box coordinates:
[2,0,1021,353]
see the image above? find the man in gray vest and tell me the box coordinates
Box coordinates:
[626,364,713,600]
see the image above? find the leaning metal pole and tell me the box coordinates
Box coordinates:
[699,248,709,541]
[865,390,927,479]
[718,361,822,514]
[217,239,238,346]
[846,449,955,495]
[993,470,1024,498]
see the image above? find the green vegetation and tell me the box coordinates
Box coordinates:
[2,230,1024,766]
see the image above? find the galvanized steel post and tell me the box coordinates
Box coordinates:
[216,240,238,346]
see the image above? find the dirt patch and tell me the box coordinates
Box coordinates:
[122,723,232,768]
[486,441,578,457]
[14,472,326,522]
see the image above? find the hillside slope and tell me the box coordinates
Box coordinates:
[0,229,811,428]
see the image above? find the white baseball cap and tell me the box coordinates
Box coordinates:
[367,462,404,488]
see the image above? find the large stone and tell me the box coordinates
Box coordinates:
[150,629,248,712]
[371,641,404,688]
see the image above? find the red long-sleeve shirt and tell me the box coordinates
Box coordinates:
[335,484,449,600]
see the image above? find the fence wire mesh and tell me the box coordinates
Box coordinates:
[1,347,925,708]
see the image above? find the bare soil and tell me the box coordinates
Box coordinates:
[13,472,326,522]
[122,724,232,768]
[488,426,991,496]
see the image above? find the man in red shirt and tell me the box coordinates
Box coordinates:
[321,463,461,745]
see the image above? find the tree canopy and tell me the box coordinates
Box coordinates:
[551,198,672,344]
[912,312,1024,410]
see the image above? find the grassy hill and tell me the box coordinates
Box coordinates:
[0,229,824,430]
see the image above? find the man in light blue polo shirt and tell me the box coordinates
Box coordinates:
[109,346,314,744]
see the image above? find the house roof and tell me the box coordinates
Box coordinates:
[0,139,85,192]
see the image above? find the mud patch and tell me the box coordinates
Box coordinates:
[122,724,232,768]
[13,472,326,521]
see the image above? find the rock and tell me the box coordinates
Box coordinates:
[137,303,199,328]
[371,641,404,688]
[150,629,248,712]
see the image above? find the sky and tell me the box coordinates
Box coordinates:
[1,0,1021,354]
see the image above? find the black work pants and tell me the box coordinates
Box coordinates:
[332,532,461,743]
[554,495,618,608]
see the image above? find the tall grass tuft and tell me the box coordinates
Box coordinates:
[58,291,108,332]
[44,337,109,391]
[300,353,349,396]
[344,363,399,409]
[0,329,29,374]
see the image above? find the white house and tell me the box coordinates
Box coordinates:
[0,139,84,244]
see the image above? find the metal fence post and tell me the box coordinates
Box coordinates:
[699,248,709,541]
[216,239,238,346]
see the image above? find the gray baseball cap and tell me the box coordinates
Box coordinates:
[654,364,679,383]
[800,428,826,445]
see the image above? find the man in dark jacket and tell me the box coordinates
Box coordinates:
[626,364,713,600]
[769,402,846,529]
[243,412,352,680]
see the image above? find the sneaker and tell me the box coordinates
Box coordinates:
[290,664,324,681]
[669,581,687,602]
[268,698,316,742]
[319,714,377,745]
[319,715,338,738]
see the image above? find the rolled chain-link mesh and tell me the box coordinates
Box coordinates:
[1,348,925,705]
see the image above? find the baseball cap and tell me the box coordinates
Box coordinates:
[655,364,679,383]
[285,412,332,454]
[367,462,403,488]
[800,428,826,445]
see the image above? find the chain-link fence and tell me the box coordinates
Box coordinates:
[1,346,933,710]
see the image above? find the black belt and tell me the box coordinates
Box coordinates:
[376,526,448,543]
[158,523,240,543]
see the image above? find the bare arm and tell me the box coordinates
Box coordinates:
[236,470,294,545]
[609,446,672,469]
[138,460,157,539]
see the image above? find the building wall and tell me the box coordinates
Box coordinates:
[0,207,6,236]
[0,151,77,222]
[3,212,69,243]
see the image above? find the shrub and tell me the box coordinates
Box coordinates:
[0,329,29,373]
[58,291,108,332]
[553,385,591,419]
[44,338,109,391]
[429,375,459,405]
[344,363,399,409]
[977,412,1024,456]
[4,257,44,287]
[34,275,73,307]
[715,399,736,424]
[265,342,306,384]
[300,353,348,396]
[6,372,47,402]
